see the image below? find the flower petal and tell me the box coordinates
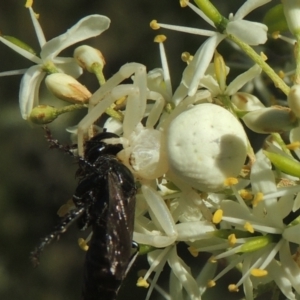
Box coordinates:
[0,36,41,64]
[54,57,82,78]
[187,33,224,96]
[167,246,201,299]
[227,20,268,45]
[234,0,271,20]
[283,224,300,244]
[28,7,47,47]
[19,65,45,119]
[226,64,262,96]
[41,15,110,60]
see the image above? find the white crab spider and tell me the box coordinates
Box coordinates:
[78,63,145,150]
[77,62,168,180]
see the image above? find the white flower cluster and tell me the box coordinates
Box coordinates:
[3,0,300,299]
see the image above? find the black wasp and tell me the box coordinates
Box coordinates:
[31,128,137,300]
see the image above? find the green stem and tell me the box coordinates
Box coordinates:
[193,0,223,26]
[56,104,87,115]
[227,34,290,96]
[271,133,292,157]
[294,33,300,84]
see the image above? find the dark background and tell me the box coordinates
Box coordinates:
[0,1,284,299]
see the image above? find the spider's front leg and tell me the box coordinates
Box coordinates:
[77,63,147,156]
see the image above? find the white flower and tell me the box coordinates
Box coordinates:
[195,151,300,300]
[134,185,216,299]
[0,5,110,119]
[154,0,269,101]
[282,0,300,36]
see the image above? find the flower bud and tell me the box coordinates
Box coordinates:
[282,0,300,35]
[167,103,248,192]
[45,73,91,104]
[242,106,297,133]
[29,105,59,124]
[231,92,265,111]
[73,45,105,73]
[288,84,300,117]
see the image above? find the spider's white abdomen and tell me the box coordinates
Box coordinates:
[167,103,247,192]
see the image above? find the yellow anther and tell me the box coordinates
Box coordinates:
[154,35,167,43]
[150,20,160,30]
[260,52,268,61]
[250,268,268,277]
[244,222,254,233]
[239,189,253,201]
[272,31,280,39]
[57,199,74,217]
[224,177,238,187]
[214,50,227,92]
[78,238,89,251]
[209,256,217,263]
[180,0,189,7]
[115,96,127,107]
[25,0,33,8]
[207,280,216,288]
[188,246,199,257]
[228,284,239,292]
[278,70,285,79]
[252,192,264,207]
[286,141,300,150]
[228,234,237,247]
[136,277,149,288]
[212,209,223,224]
[181,52,193,64]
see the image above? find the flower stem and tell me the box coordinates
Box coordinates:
[294,33,300,84]
[227,33,290,96]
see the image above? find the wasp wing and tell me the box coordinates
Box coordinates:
[106,169,136,280]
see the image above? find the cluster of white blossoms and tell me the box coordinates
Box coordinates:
[3,0,300,299]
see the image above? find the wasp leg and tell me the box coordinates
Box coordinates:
[30,207,85,267]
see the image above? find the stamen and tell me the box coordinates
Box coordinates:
[286,141,300,150]
[252,192,264,207]
[179,0,189,7]
[250,268,268,277]
[209,256,217,263]
[57,199,74,217]
[207,280,216,288]
[154,35,166,43]
[228,284,239,292]
[137,277,150,288]
[260,52,268,61]
[239,189,253,201]
[278,70,285,79]
[244,222,254,233]
[228,234,237,247]
[150,20,160,30]
[25,0,33,8]
[272,31,280,39]
[154,35,172,97]
[224,177,238,187]
[181,52,193,64]
[78,238,89,251]
[212,209,223,224]
[188,246,199,257]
